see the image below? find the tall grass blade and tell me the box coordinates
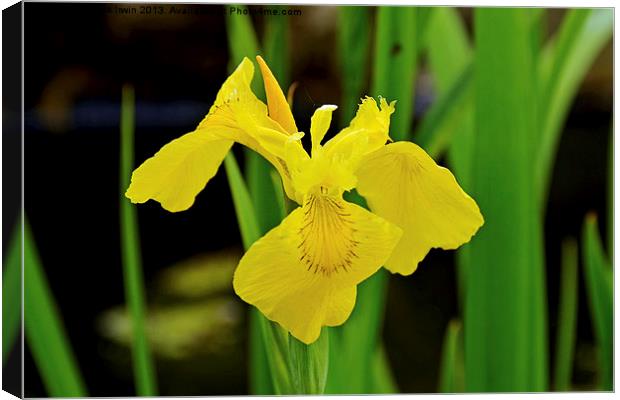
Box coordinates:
[325,268,389,394]
[369,344,397,394]
[536,9,612,210]
[554,238,578,391]
[466,8,545,391]
[338,6,371,124]
[414,64,473,159]
[424,7,474,309]
[3,218,21,364]
[225,4,281,234]
[288,334,329,394]
[24,217,87,396]
[263,6,289,86]
[225,9,279,394]
[438,320,465,393]
[326,6,418,393]
[120,84,158,396]
[582,214,613,391]
[224,152,292,394]
[371,6,417,141]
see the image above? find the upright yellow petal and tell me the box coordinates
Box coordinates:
[356,141,484,275]
[256,55,298,134]
[233,194,401,344]
[125,131,233,212]
[310,104,337,154]
[323,97,395,167]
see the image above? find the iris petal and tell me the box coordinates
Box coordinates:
[126,57,304,210]
[356,141,484,275]
[233,194,402,344]
[256,55,298,134]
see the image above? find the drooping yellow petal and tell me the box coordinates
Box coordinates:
[356,141,484,275]
[233,194,402,344]
[256,55,298,134]
[125,131,233,212]
[310,104,337,154]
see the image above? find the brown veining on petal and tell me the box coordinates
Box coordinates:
[297,192,359,277]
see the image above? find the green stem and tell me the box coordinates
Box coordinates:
[120,84,158,396]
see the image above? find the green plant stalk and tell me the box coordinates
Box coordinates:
[224,152,276,394]
[438,320,465,393]
[3,217,22,364]
[424,7,474,311]
[369,344,398,394]
[371,6,417,141]
[582,214,613,391]
[608,124,613,258]
[338,6,371,124]
[120,85,158,396]
[24,218,87,396]
[466,8,545,391]
[414,64,473,160]
[263,5,289,86]
[325,268,389,394]
[225,9,280,394]
[289,333,329,394]
[554,238,578,391]
[536,9,612,210]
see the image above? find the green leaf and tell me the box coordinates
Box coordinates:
[3,217,21,364]
[338,6,371,124]
[438,320,465,393]
[224,152,292,394]
[369,344,398,394]
[263,6,290,86]
[424,7,474,312]
[24,218,87,396]
[325,268,389,394]
[288,333,329,394]
[465,8,546,391]
[371,6,417,141]
[554,238,579,391]
[582,214,613,391]
[225,5,262,96]
[224,153,262,249]
[225,9,281,394]
[536,9,612,210]
[120,84,158,396]
[414,64,473,159]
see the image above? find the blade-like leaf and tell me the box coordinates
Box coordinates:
[438,320,465,393]
[369,344,398,394]
[3,218,21,364]
[338,6,371,124]
[424,7,474,311]
[414,64,473,159]
[225,9,280,394]
[288,333,329,394]
[466,8,546,391]
[224,152,292,394]
[120,84,158,396]
[536,9,612,210]
[24,218,87,396]
[582,214,613,391]
[371,6,417,141]
[554,238,579,391]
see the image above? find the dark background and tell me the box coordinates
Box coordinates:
[14,2,613,396]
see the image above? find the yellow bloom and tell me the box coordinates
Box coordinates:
[126,56,484,344]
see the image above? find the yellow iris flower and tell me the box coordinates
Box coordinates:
[125,56,484,344]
